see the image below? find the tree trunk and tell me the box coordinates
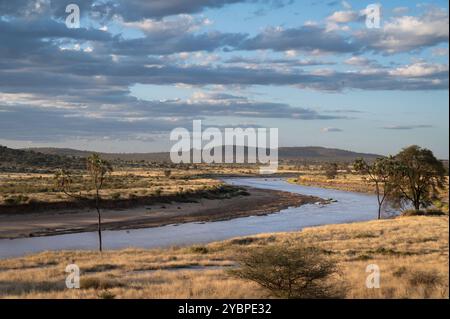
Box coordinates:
[95,189,102,252]
[97,207,102,252]
[375,182,382,220]
[414,201,421,211]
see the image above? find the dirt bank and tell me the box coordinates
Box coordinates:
[0,187,324,239]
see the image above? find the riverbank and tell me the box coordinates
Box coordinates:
[288,175,376,193]
[0,186,323,239]
[0,215,447,299]
[288,174,449,213]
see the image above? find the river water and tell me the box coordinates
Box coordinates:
[0,178,379,259]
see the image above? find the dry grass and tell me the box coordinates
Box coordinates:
[0,170,221,205]
[0,215,447,299]
[289,174,378,193]
[0,164,312,206]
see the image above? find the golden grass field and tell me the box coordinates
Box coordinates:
[0,164,323,206]
[0,215,447,299]
[0,169,223,205]
[289,174,377,193]
[0,166,448,299]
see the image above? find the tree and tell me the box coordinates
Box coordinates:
[87,154,113,252]
[390,145,446,211]
[55,154,112,252]
[354,157,396,219]
[229,244,345,299]
[324,163,338,179]
[164,169,172,178]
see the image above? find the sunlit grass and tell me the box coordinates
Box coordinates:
[0,215,447,299]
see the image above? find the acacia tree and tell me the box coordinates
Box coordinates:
[354,157,396,219]
[390,146,446,211]
[55,153,112,252]
[229,244,344,298]
[324,162,338,179]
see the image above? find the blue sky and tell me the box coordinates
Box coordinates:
[0,0,448,158]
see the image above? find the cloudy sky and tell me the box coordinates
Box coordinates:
[0,0,448,158]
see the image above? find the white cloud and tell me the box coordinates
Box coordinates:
[322,127,343,132]
[389,62,448,77]
[345,56,370,66]
[327,10,359,23]
[364,9,449,54]
[120,14,210,35]
[285,50,297,57]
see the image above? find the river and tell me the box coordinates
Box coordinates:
[0,178,379,259]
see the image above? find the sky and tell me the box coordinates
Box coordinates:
[0,0,448,158]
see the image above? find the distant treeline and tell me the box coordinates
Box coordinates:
[0,145,84,172]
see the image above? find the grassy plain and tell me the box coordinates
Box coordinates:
[0,159,448,299]
[0,215,447,299]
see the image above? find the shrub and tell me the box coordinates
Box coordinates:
[164,169,171,178]
[84,264,119,273]
[324,163,338,179]
[128,193,137,199]
[407,270,444,298]
[229,244,345,299]
[111,193,121,200]
[97,290,116,299]
[408,270,442,287]
[230,237,257,246]
[80,277,122,290]
[189,246,209,254]
[401,209,445,216]
[3,194,29,205]
[392,266,408,278]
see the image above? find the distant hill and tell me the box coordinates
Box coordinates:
[24,147,170,162]
[0,145,84,172]
[3,145,445,173]
[278,147,381,163]
[24,146,382,163]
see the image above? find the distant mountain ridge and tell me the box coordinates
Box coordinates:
[23,146,382,163]
[278,147,381,162]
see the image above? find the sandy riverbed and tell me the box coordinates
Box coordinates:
[0,187,322,239]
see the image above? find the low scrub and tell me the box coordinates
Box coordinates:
[3,194,29,205]
[229,244,346,299]
[401,209,446,216]
[80,277,123,290]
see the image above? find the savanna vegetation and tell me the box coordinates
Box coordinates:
[0,144,448,299]
[291,146,449,217]
[0,215,447,299]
